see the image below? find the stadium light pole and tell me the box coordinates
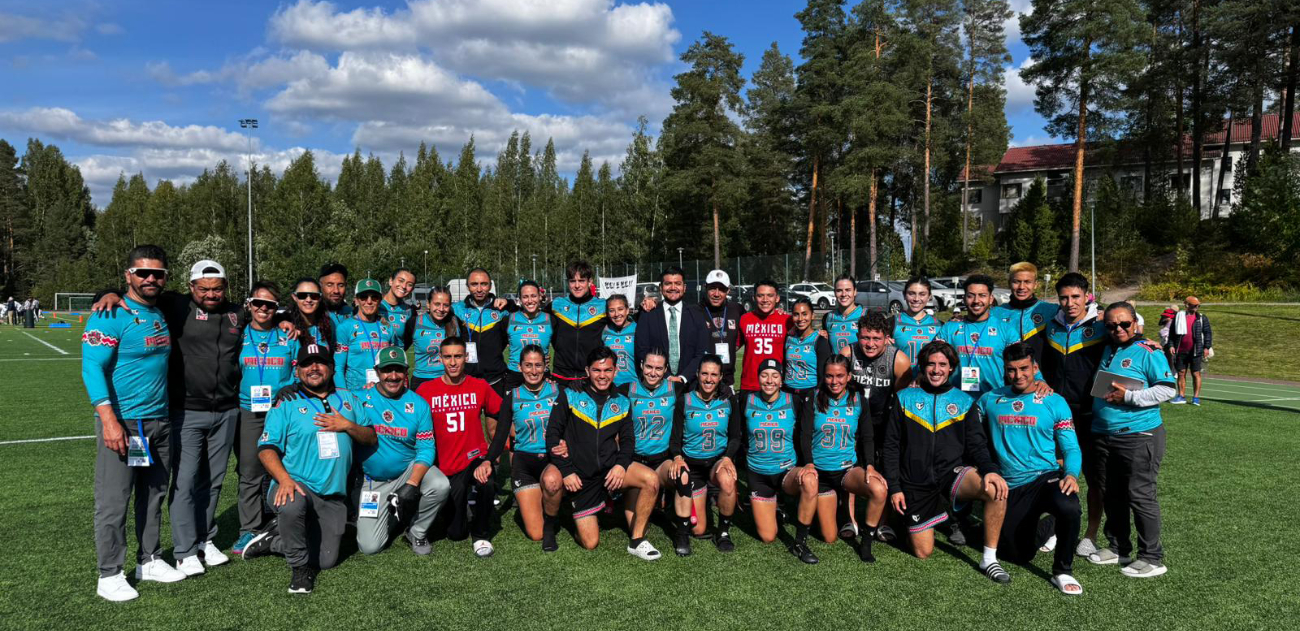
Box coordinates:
[423,250,429,284]
[531,254,537,281]
[238,118,259,290]
[677,247,684,269]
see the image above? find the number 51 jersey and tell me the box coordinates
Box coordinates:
[416,375,502,476]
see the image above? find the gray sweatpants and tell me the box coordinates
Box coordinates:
[1093,424,1167,563]
[169,408,239,559]
[271,483,348,570]
[356,463,451,554]
[94,415,170,577]
[236,409,272,533]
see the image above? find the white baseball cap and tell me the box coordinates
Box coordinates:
[189,260,226,281]
[705,270,731,288]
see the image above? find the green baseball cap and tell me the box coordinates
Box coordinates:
[354,278,382,296]
[375,346,408,370]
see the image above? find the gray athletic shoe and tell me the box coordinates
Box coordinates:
[1121,559,1168,578]
[1075,537,1098,557]
[405,530,432,556]
[1087,548,1132,566]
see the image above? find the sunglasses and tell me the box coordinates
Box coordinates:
[249,298,279,310]
[1104,321,1133,331]
[128,267,168,280]
[356,293,381,302]
[294,291,321,301]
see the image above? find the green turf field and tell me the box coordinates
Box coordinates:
[0,317,1296,629]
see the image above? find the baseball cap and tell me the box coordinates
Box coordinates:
[189,260,226,282]
[375,346,408,370]
[1185,296,1200,306]
[705,269,731,289]
[354,278,383,296]
[757,358,782,376]
[297,342,332,365]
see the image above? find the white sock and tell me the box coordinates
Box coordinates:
[981,546,998,568]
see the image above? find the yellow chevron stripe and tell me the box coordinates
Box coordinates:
[597,411,627,428]
[1023,324,1046,340]
[461,320,501,333]
[1067,338,1105,353]
[553,311,577,326]
[570,406,627,429]
[902,408,966,433]
[570,406,598,428]
[1049,338,1066,354]
[575,313,606,328]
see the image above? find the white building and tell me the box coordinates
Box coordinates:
[961,113,1300,230]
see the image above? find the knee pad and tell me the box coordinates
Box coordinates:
[675,471,692,498]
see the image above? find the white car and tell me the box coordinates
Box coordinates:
[787,282,836,309]
[934,277,1010,309]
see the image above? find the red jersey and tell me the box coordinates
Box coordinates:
[738,309,792,391]
[416,375,502,475]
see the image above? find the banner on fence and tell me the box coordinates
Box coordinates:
[598,275,637,304]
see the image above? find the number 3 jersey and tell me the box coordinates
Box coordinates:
[672,389,734,461]
[415,376,503,476]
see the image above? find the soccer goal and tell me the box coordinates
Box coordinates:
[54,293,97,312]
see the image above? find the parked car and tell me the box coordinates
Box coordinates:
[728,284,755,311]
[939,276,1010,307]
[787,282,836,309]
[857,280,938,315]
[634,282,661,309]
[927,278,961,312]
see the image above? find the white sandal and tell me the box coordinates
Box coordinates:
[1051,574,1083,595]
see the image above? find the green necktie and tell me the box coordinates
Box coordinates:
[668,304,680,374]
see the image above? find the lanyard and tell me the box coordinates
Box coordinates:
[305,394,333,415]
[363,320,383,366]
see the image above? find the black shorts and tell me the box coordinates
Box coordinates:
[900,465,975,534]
[570,472,608,520]
[1174,352,1202,373]
[783,386,815,407]
[511,451,549,492]
[634,450,671,470]
[817,468,848,495]
[747,468,792,502]
[686,456,721,496]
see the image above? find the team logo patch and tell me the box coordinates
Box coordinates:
[1012,400,1024,413]
[946,403,959,415]
[1121,359,1133,369]
[196,310,208,321]
[258,342,269,353]
[914,401,925,412]
[1032,314,1044,324]
[765,413,773,421]
[1084,327,1094,338]
[970,332,980,344]
[989,327,998,336]
[491,311,500,321]
[588,307,597,316]
[82,331,119,347]
[153,320,163,332]
[259,432,269,442]
[133,317,144,325]
[382,410,394,423]
[297,407,308,414]
[370,331,379,339]
[228,312,239,326]
[705,413,713,420]
[610,403,620,413]
[343,401,353,411]
[405,403,415,414]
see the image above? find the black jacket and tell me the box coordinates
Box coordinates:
[634,300,712,379]
[545,382,634,478]
[699,299,743,382]
[882,382,999,494]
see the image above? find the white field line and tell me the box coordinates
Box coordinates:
[1204,376,1300,389]
[0,357,79,362]
[21,331,69,355]
[0,435,94,446]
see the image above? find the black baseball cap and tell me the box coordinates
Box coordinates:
[298,342,332,366]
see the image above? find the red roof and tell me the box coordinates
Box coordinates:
[957,163,995,182]
[1204,112,1300,145]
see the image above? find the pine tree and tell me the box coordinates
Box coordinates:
[0,139,30,295]
[743,43,800,258]
[794,0,848,279]
[960,0,1013,251]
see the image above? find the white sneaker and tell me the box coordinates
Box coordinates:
[175,555,205,576]
[135,558,186,583]
[201,541,229,566]
[96,572,139,602]
[627,539,662,561]
[1075,537,1098,557]
[473,539,495,558]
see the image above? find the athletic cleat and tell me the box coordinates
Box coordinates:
[838,522,858,540]
[1191,397,1201,406]
[1121,559,1168,577]
[175,555,205,576]
[231,531,255,555]
[1075,537,1098,557]
[627,539,662,561]
[791,541,819,565]
[241,525,278,560]
[674,532,692,557]
[982,561,1012,584]
[473,539,495,558]
[1087,548,1132,566]
[714,530,735,553]
[96,572,139,602]
[200,541,229,566]
[288,566,315,594]
[135,558,186,583]
[874,525,897,543]
[1170,396,1187,405]
[405,530,432,556]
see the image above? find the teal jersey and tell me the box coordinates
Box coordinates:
[506,311,552,372]
[81,297,171,419]
[893,311,940,369]
[993,301,1058,344]
[506,382,560,454]
[938,315,1028,394]
[379,299,416,346]
[412,314,451,379]
[238,327,299,410]
[807,391,867,471]
[783,329,821,390]
[326,305,354,330]
[822,305,864,353]
[741,391,798,475]
[629,380,676,456]
[602,322,637,386]
[259,390,367,496]
[357,388,434,481]
[978,387,1081,488]
[334,316,401,390]
[1092,339,1174,435]
[675,391,732,460]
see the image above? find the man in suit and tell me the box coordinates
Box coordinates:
[635,266,711,384]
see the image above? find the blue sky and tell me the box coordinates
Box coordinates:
[0,0,1046,206]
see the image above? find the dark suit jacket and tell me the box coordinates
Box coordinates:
[634,300,711,379]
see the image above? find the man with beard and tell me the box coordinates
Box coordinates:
[319,262,353,329]
[634,266,710,383]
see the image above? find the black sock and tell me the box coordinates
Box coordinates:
[795,523,809,542]
[718,515,732,533]
[677,517,692,535]
[543,513,557,537]
[630,536,646,547]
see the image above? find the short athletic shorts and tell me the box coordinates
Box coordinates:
[686,456,721,496]
[747,468,793,502]
[1174,351,1202,373]
[817,468,849,495]
[511,451,549,492]
[899,465,975,534]
[570,471,609,520]
[634,450,672,471]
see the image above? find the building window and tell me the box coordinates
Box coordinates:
[1168,173,1191,191]
[1218,188,1231,205]
[965,189,983,205]
[1001,183,1022,199]
[1120,175,1142,194]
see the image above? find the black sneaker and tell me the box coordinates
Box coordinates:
[674,532,692,557]
[242,522,278,560]
[943,519,967,547]
[288,566,315,594]
[713,530,735,553]
[405,530,432,556]
[791,541,819,565]
[857,539,876,563]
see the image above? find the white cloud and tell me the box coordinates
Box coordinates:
[0,10,121,43]
[1004,0,1033,49]
[1010,135,1052,148]
[1005,57,1036,114]
[148,51,332,94]
[0,107,255,152]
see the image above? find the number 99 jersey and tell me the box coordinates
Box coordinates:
[627,379,677,457]
[737,391,798,475]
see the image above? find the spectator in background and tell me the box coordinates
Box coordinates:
[4,296,14,324]
[1157,305,1178,368]
[1168,296,1212,406]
